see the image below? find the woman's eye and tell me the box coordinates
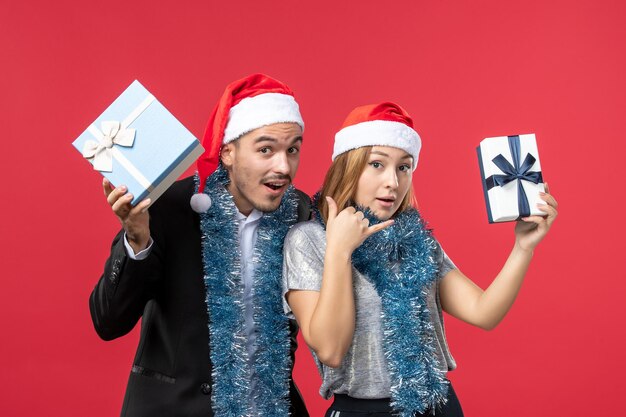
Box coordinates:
[399,164,411,172]
[369,162,382,169]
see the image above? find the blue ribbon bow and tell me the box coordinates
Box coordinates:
[485,135,543,218]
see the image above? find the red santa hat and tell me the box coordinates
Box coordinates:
[190,73,304,213]
[332,102,421,168]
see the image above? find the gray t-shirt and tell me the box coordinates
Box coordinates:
[282,221,457,400]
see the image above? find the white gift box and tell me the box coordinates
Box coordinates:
[477,134,545,223]
[72,80,204,206]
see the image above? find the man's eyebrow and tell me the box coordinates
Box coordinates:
[253,136,303,144]
[254,136,278,144]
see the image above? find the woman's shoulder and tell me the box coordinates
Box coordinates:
[428,236,457,277]
[286,220,325,245]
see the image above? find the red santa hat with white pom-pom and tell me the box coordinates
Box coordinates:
[332,102,421,169]
[190,73,304,213]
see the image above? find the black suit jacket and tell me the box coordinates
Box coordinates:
[90,176,310,417]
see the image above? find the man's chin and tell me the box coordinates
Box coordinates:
[252,196,284,213]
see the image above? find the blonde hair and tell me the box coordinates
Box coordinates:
[318,146,415,223]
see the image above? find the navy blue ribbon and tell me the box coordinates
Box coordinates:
[485,135,543,218]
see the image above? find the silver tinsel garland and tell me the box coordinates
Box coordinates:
[198,166,298,416]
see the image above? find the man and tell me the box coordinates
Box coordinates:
[89,74,310,416]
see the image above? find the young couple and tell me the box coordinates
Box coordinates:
[92,73,557,417]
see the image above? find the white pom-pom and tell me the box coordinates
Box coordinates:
[190,193,212,213]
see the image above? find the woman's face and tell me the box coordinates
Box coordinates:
[354,146,413,220]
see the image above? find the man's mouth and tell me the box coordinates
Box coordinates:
[262,179,290,193]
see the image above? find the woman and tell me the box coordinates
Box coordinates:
[282,102,558,417]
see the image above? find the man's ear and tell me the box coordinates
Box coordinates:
[220,143,235,168]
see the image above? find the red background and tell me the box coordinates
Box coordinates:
[2,1,625,415]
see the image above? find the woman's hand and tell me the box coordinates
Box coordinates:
[324,196,394,257]
[514,183,558,252]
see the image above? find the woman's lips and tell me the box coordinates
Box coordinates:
[376,197,395,208]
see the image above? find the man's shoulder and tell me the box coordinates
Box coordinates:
[151,176,196,212]
[292,188,312,222]
[171,175,197,196]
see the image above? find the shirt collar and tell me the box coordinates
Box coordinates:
[236,208,263,225]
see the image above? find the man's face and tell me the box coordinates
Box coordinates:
[221,122,303,215]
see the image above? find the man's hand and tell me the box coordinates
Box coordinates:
[103,178,151,254]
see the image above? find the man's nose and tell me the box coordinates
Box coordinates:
[273,152,290,175]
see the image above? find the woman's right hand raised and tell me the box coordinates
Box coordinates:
[325,196,394,257]
[103,178,152,254]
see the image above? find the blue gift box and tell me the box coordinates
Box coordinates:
[72,80,203,206]
[477,134,545,223]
